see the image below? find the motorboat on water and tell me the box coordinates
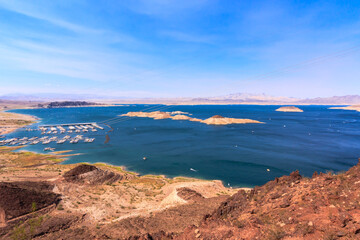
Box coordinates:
[84,138,95,143]
[44,147,55,151]
[70,139,79,144]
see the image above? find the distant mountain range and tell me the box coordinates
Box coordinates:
[299,95,360,104]
[191,93,360,105]
[1,93,360,105]
[198,93,299,103]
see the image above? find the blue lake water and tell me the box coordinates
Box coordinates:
[7,105,360,188]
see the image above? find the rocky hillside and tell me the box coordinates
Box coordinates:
[178,160,360,240]
[63,164,125,185]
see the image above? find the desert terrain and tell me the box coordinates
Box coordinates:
[0,146,240,239]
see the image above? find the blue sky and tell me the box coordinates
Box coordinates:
[0,0,359,98]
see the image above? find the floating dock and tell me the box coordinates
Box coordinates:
[39,122,103,130]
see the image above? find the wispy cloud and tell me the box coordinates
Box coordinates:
[0,0,98,34]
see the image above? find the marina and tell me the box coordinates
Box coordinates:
[0,122,105,150]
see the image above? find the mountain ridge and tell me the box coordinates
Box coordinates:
[1,93,360,105]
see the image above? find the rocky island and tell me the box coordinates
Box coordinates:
[276,106,304,112]
[120,111,263,125]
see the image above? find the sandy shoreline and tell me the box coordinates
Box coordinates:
[0,111,38,135]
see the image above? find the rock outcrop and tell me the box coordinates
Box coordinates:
[0,181,60,232]
[177,187,204,202]
[63,164,122,185]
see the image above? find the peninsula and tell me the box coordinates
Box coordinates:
[0,111,37,135]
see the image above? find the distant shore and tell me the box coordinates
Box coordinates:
[329,105,360,112]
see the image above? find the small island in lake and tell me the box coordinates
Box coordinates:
[276,106,303,112]
[120,111,263,125]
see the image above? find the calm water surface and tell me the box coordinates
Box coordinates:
[8,105,360,187]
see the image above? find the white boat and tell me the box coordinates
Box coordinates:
[44,147,55,151]
[84,138,95,143]
[70,139,79,144]
[57,139,66,144]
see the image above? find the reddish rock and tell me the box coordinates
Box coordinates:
[63,164,122,185]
